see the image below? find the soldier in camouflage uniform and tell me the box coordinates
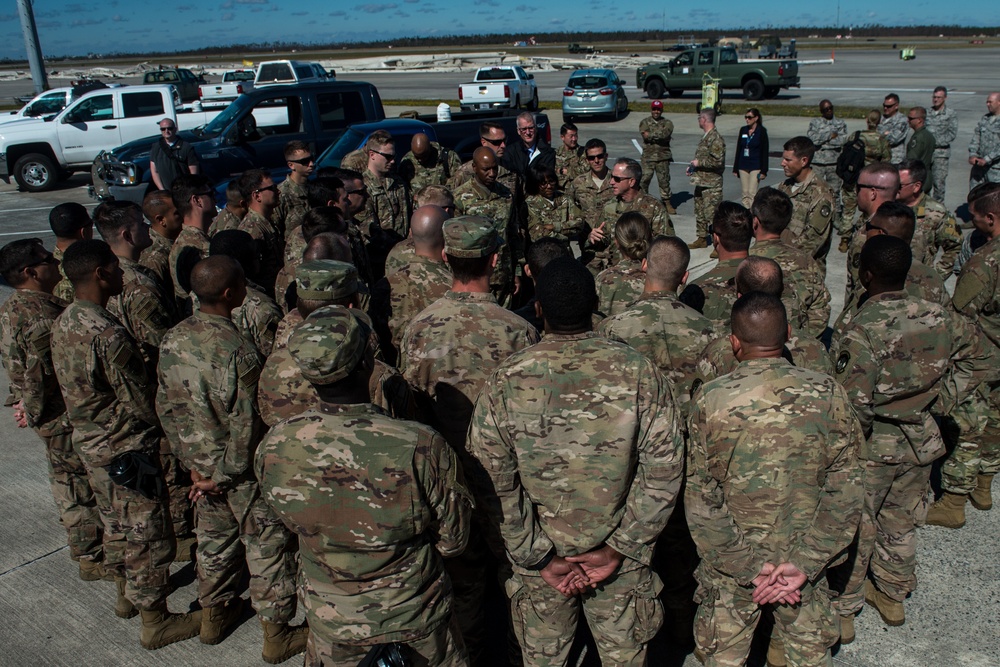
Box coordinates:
[568,139,615,233]
[237,169,285,296]
[156,256,305,662]
[273,140,313,237]
[640,100,675,212]
[207,181,247,237]
[807,100,848,219]
[689,109,726,248]
[453,148,522,307]
[926,87,958,201]
[524,163,587,248]
[555,122,587,191]
[897,159,962,281]
[50,240,202,648]
[687,292,864,667]
[840,111,892,246]
[385,186,455,276]
[843,163,900,307]
[878,93,909,164]
[255,307,472,667]
[683,202,752,329]
[750,187,832,339]
[968,92,1000,188]
[169,174,217,316]
[0,239,104,579]
[831,236,990,630]
[594,211,650,318]
[777,136,836,269]
[468,256,684,667]
[361,129,411,244]
[398,132,461,195]
[598,236,714,418]
[140,189,182,307]
[48,202,93,303]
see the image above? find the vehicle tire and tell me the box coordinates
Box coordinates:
[90,158,110,199]
[563,114,574,124]
[646,79,665,100]
[668,89,684,98]
[528,90,539,111]
[13,153,56,192]
[764,86,780,99]
[742,79,765,101]
[611,102,621,122]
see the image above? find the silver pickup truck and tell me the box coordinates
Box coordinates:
[198,70,255,106]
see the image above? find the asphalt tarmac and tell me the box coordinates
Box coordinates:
[0,47,998,667]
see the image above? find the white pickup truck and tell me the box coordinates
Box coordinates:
[198,70,255,106]
[458,66,539,112]
[0,85,221,192]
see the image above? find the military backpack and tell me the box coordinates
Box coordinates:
[836,131,866,187]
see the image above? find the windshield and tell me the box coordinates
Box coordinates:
[317,127,365,168]
[568,76,609,89]
[199,95,251,139]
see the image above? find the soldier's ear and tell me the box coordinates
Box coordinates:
[441,249,449,264]
[641,258,648,272]
[729,333,742,358]
[682,270,690,286]
[534,299,543,320]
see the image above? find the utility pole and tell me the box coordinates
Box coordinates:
[16,0,48,94]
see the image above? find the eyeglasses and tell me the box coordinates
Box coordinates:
[288,155,314,165]
[254,184,279,194]
[586,153,607,161]
[855,182,891,193]
[610,175,631,183]
[483,136,506,146]
[865,221,886,234]
[159,126,176,133]
[518,125,536,133]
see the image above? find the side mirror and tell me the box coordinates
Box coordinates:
[528,73,534,80]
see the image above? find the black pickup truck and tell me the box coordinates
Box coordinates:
[93,80,386,203]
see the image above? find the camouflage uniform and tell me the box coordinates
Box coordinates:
[878,112,909,164]
[233,280,282,357]
[169,225,211,316]
[239,209,285,296]
[908,192,962,281]
[686,357,864,666]
[274,177,308,237]
[399,142,462,193]
[208,207,243,237]
[749,238,832,339]
[0,290,103,562]
[525,193,586,245]
[840,131,891,236]
[639,114,674,204]
[156,311,298,622]
[926,104,958,200]
[453,178,520,304]
[372,254,452,356]
[693,128,726,240]
[450,159,518,192]
[139,228,175,307]
[969,111,1000,187]
[807,114,848,216]
[568,170,615,230]
[589,194,672,272]
[52,246,75,304]
[51,300,172,609]
[555,144,587,190]
[778,170,836,268]
[831,291,988,613]
[598,290,715,418]
[340,149,367,173]
[691,257,742,329]
[467,331,684,667]
[255,310,472,665]
[362,168,410,242]
[106,257,176,369]
[595,259,645,318]
[696,333,833,390]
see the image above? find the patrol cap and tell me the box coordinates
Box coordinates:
[288,307,366,384]
[443,215,499,258]
[651,100,663,110]
[295,260,367,301]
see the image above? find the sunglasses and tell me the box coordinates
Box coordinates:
[159,126,176,132]
[586,153,607,161]
[883,103,897,108]
[255,184,279,194]
[610,175,630,183]
[483,137,506,146]
[288,155,314,165]
[855,182,891,193]
[371,149,395,161]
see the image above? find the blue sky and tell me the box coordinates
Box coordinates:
[0,0,996,59]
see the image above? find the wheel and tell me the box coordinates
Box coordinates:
[563,114,574,124]
[611,102,621,122]
[528,90,539,111]
[764,86,780,99]
[645,79,665,100]
[742,79,764,101]
[13,153,57,192]
[668,89,684,98]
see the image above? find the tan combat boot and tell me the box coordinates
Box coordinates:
[261,619,309,664]
[688,238,709,249]
[926,491,968,528]
[970,474,994,510]
[864,580,904,626]
[139,604,202,650]
[114,577,138,619]
[201,598,245,645]
[766,636,786,667]
[839,614,856,644]
[665,202,677,214]
[838,236,850,253]
[79,560,114,582]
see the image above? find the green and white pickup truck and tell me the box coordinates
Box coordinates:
[636,45,799,102]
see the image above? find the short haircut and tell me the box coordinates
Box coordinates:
[447,255,492,283]
[190,255,244,305]
[614,157,641,183]
[712,201,753,251]
[303,232,352,263]
[614,212,652,261]
[873,201,917,243]
[897,158,927,188]
[866,109,882,129]
[236,169,269,202]
[306,177,345,209]
[366,129,393,151]
[49,202,91,238]
[92,200,142,242]
[645,236,689,287]
[884,93,900,105]
[526,162,559,196]
[330,167,363,185]
[284,139,309,159]
[142,190,174,223]
[0,238,45,286]
[969,182,1000,217]
[731,292,788,348]
[171,173,214,217]
[751,187,793,234]
[933,86,947,95]
[226,180,243,205]
[301,207,346,240]
[783,136,817,164]
[584,138,606,153]
[62,239,116,285]
[736,256,784,296]
[525,238,571,278]
[536,256,596,332]
[479,121,503,139]
[209,229,257,274]
[859,162,900,193]
[910,106,926,119]
[414,184,454,208]
[860,234,911,286]
[699,108,717,123]
[560,122,578,135]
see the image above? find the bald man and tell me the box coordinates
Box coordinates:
[843,162,900,306]
[399,132,462,194]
